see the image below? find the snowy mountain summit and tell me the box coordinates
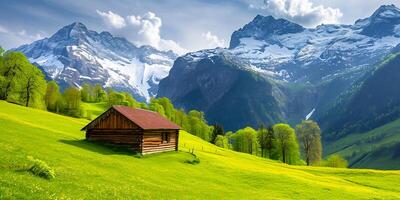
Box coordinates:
[15,22,177,102]
[158,4,400,130]
[180,4,400,84]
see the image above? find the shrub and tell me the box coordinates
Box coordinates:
[185,151,200,165]
[28,156,55,179]
[321,154,348,168]
[185,157,200,165]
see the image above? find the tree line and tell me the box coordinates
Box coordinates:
[211,121,347,167]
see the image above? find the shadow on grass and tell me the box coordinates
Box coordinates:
[59,139,138,156]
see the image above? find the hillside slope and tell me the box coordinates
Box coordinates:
[1,101,400,199]
[324,119,400,169]
[319,53,400,169]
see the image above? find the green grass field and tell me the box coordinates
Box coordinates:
[1,101,400,199]
[325,119,400,169]
[81,102,109,119]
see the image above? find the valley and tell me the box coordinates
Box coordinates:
[1,101,400,199]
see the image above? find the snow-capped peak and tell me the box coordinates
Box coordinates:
[14,22,177,102]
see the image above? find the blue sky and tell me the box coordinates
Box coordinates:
[0,0,399,53]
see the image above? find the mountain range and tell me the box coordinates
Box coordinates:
[158,4,400,130]
[13,4,400,169]
[14,22,177,102]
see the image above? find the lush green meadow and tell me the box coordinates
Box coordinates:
[1,101,400,199]
[325,119,400,169]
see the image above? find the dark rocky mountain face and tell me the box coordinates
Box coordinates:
[229,15,305,49]
[359,4,400,38]
[158,5,400,131]
[14,22,177,102]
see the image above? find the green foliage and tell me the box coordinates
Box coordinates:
[81,83,107,103]
[27,156,55,180]
[325,118,400,169]
[273,124,300,164]
[296,120,322,166]
[211,124,224,144]
[321,155,348,168]
[0,51,46,108]
[107,89,128,106]
[0,46,5,56]
[231,127,259,155]
[184,153,200,165]
[63,87,82,117]
[20,65,47,108]
[44,81,64,113]
[258,124,275,158]
[214,135,229,148]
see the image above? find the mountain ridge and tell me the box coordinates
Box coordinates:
[158,4,400,131]
[14,22,177,102]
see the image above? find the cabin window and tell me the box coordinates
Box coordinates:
[162,132,170,143]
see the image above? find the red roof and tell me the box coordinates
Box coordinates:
[113,106,180,130]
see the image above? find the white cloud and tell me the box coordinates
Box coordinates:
[98,10,186,55]
[96,10,126,29]
[201,31,226,48]
[18,29,44,41]
[0,25,9,33]
[261,0,343,27]
[132,12,162,48]
[127,15,141,26]
[0,25,46,49]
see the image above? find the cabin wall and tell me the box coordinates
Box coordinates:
[86,130,143,151]
[141,130,178,154]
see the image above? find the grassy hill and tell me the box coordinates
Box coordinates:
[325,119,400,169]
[1,101,400,199]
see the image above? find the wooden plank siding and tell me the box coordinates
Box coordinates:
[90,109,140,130]
[141,130,178,154]
[87,130,143,151]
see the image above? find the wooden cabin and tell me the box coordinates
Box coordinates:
[81,106,180,155]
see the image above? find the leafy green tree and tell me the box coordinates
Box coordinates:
[0,46,5,56]
[107,90,126,106]
[258,124,276,158]
[265,126,276,159]
[93,84,107,102]
[258,124,267,157]
[149,99,166,116]
[232,127,258,155]
[186,110,212,141]
[323,154,348,168]
[63,87,81,117]
[296,120,322,166]
[273,123,300,164]
[0,52,30,100]
[45,81,63,112]
[21,65,46,107]
[124,92,141,108]
[80,83,92,102]
[155,97,175,120]
[214,135,229,148]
